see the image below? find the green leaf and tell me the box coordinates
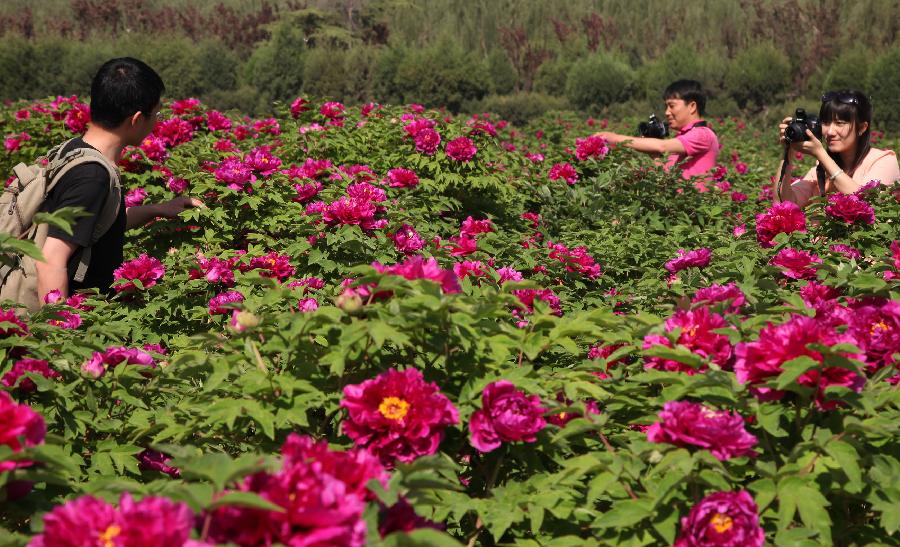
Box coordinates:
[775,356,819,390]
[823,440,862,491]
[208,491,285,513]
[594,498,653,528]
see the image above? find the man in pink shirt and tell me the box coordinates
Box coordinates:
[596,80,720,179]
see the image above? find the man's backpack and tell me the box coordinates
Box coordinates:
[0,138,121,312]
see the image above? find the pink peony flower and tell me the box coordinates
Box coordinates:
[112,254,165,293]
[209,290,244,315]
[734,314,865,405]
[290,97,309,118]
[138,449,180,477]
[386,168,419,188]
[64,103,90,134]
[29,493,195,547]
[548,162,579,185]
[47,309,82,329]
[733,224,747,237]
[82,347,156,378]
[547,241,602,279]
[138,135,169,162]
[244,146,282,177]
[153,118,194,147]
[322,196,383,230]
[665,248,711,274]
[293,181,322,202]
[190,256,236,286]
[248,252,295,281]
[643,307,734,374]
[460,216,493,237]
[391,224,426,254]
[2,359,60,393]
[769,248,821,280]
[495,266,523,284]
[0,307,29,338]
[214,156,256,191]
[547,392,601,427]
[252,118,280,135]
[755,201,806,247]
[0,392,45,473]
[829,244,861,260]
[205,434,379,547]
[378,498,443,538]
[825,193,875,225]
[847,300,900,373]
[4,132,30,152]
[341,368,459,466]
[372,256,461,294]
[347,182,387,203]
[403,118,435,138]
[469,381,547,453]
[170,98,201,115]
[453,260,486,279]
[447,234,477,256]
[124,187,147,208]
[298,297,319,312]
[692,283,746,311]
[445,137,477,162]
[575,135,609,161]
[414,128,441,155]
[206,110,233,132]
[646,401,757,460]
[320,101,345,120]
[512,288,562,316]
[674,490,764,547]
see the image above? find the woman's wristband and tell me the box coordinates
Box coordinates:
[829,168,844,182]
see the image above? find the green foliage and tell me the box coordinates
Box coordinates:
[867,48,900,130]
[823,46,872,93]
[241,17,308,104]
[533,57,572,97]
[725,43,791,110]
[474,92,570,125]
[391,41,491,112]
[565,54,635,111]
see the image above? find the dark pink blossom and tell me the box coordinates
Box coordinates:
[469,381,547,453]
[643,307,734,374]
[769,248,821,280]
[125,187,147,208]
[248,252,295,281]
[372,256,461,294]
[414,128,441,155]
[2,359,60,393]
[207,110,233,132]
[547,241,602,279]
[244,146,282,177]
[674,490,764,547]
[825,193,875,225]
[341,368,459,466]
[391,224,426,254]
[320,101,345,120]
[138,449,180,477]
[0,392,45,473]
[665,248,711,274]
[755,201,806,247]
[548,162,578,184]
[153,118,194,147]
[647,401,757,460]
[64,103,90,133]
[209,290,244,315]
[575,135,609,161]
[460,216,493,237]
[112,254,165,293]
[692,283,746,311]
[214,156,256,191]
[347,182,387,203]
[386,168,419,188]
[290,97,309,118]
[82,347,156,378]
[445,137,477,162]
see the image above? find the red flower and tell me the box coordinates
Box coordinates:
[755,201,806,247]
[643,307,734,374]
[112,254,165,293]
[548,162,578,184]
[847,299,900,373]
[665,248,711,274]
[0,392,45,473]
[825,193,875,224]
[769,248,821,280]
[385,168,419,188]
[469,381,546,453]
[248,252,295,281]
[414,128,441,155]
[341,368,459,465]
[692,283,745,311]
[460,216,493,237]
[2,359,60,393]
[320,101,345,119]
[445,137,477,162]
[574,135,609,161]
[734,314,865,406]
[647,401,757,461]
[674,490,764,547]
[207,110,233,131]
[290,96,309,118]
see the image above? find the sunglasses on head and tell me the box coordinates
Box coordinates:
[821,92,862,105]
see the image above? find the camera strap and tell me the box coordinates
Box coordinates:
[776,146,790,199]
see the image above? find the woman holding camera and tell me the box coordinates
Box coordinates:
[775,89,899,207]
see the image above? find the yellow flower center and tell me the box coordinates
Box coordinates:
[710,513,733,534]
[871,320,888,335]
[379,396,410,421]
[558,412,568,420]
[99,524,121,547]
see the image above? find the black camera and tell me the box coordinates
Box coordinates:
[638,114,668,138]
[784,108,822,143]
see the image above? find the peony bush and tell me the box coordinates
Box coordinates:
[0,94,899,546]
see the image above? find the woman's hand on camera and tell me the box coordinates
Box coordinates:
[779,118,825,158]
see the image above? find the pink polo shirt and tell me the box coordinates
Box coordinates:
[664,121,721,179]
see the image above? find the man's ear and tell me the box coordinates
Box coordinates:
[687,100,698,116]
[129,111,143,127]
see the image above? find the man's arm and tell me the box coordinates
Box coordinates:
[595,132,686,156]
[126,196,204,230]
[36,237,78,302]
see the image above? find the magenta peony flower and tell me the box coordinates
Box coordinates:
[124,187,147,208]
[386,168,419,188]
[692,283,746,311]
[82,347,155,378]
[445,137,477,162]
[2,359,60,393]
[206,110,233,132]
[403,118,435,138]
[320,101,345,120]
[547,392,601,427]
[469,381,547,453]
[0,392,45,473]
[392,224,426,254]
[138,448,180,477]
[29,493,195,547]
[0,307,29,338]
[414,128,441,155]
[460,216,493,237]
[735,314,865,405]
[64,103,90,134]
[646,401,757,460]
[206,434,379,547]
[244,146,282,177]
[248,252,295,281]
[153,118,194,147]
[674,490,764,547]
[297,297,319,312]
[214,156,256,191]
[665,248,711,274]
[372,256,461,294]
[293,180,322,202]
[547,241,602,279]
[575,135,609,161]
[290,97,309,118]
[112,254,165,293]
[347,182,387,203]
[825,193,875,225]
[138,135,168,163]
[496,266,523,284]
[46,309,82,329]
[454,260,486,279]
[170,98,201,115]
[322,196,381,229]
[769,248,821,280]
[847,300,900,373]
[341,368,459,465]
[643,307,734,374]
[548,162,579,185]
[209,290,244,315]
[252,118,280,136]
[447,234,477,256]
[512,288,562,316]
[755,201,807,247]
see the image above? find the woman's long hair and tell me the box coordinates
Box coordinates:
[816,90,873,187]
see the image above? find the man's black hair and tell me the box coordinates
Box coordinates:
[89,57,165,129]
[663,79,707,116]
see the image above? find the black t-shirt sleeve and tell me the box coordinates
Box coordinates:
[44,163,110,247]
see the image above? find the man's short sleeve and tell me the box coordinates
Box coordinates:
[44,163,110,247]
[676,127,715,157]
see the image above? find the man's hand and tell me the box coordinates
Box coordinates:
[153,196,205,218]
[36,237,77,303]
[595,131,626,145]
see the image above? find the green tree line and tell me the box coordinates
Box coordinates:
[1,0,899,128]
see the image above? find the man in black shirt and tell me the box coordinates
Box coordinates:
[36,58,201,302]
